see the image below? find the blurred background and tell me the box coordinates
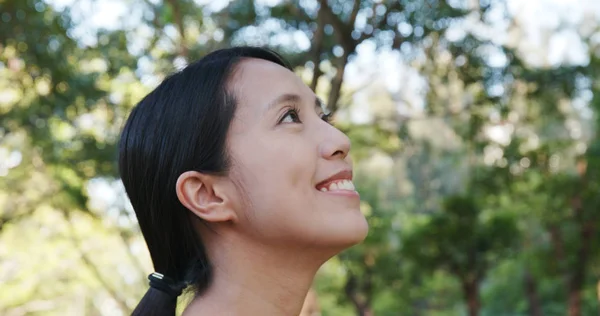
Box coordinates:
[1,0,600,315]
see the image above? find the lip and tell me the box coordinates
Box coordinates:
[315,169,353,190]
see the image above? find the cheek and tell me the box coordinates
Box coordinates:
[228,133,318,231]
[231,132,314,190]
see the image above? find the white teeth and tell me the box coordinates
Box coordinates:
[347,180,355,190]
[323,180,355,191]
[339,181,349,190]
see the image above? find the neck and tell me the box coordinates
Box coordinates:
[184,232,329,316]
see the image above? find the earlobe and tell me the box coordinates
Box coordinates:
[176,171,237,223]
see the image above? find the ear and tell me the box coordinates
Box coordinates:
[176,171,238,223]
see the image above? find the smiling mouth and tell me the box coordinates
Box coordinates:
[316,179,356,192]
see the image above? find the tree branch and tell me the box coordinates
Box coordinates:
[141,0,166,55]
[166,0,188,58]
[4,299,57,316]
[309,8,325,91]
[116,227,148,284]
[358,1,404,44]
[349,0,361,26]
[287,1,313,22]
[317,0,356,51]
[61,210,130,313]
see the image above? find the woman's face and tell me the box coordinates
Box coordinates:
[225,58,368,251]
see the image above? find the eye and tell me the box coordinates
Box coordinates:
[321,113,333,125]
[279,108,302,124]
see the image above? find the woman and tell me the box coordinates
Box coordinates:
[119,46,369,315]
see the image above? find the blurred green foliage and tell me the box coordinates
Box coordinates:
[1,0,599,315]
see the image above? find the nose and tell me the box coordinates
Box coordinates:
[318,123,351,160]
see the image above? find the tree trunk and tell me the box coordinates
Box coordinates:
[524,269,542,316]
[316,0,357,114]
[568,158,592,316]
[344,272,374,316]
[349,300,374,316]
[461,279,480,316]
[327,52,349,114]
[358,305,374,316]
[568,257,584,316]
[567,222,593,316]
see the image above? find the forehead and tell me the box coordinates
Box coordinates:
[230,58,312,114]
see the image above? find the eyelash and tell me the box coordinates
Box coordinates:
[278,106,332,125]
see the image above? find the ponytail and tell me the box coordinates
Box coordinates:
[131,273,186,316]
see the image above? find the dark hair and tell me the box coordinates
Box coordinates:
[118,47,291,316]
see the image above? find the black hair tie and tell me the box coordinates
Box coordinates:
[148,272,186,298]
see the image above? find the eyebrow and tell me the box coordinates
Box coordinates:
[266,93,326,113]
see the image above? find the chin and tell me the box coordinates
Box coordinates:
[344,218,370,245]
[323,212,369,250]
[293,219,368,264]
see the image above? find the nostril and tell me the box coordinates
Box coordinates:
[318,140,350,159]
[332,150,344,157]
